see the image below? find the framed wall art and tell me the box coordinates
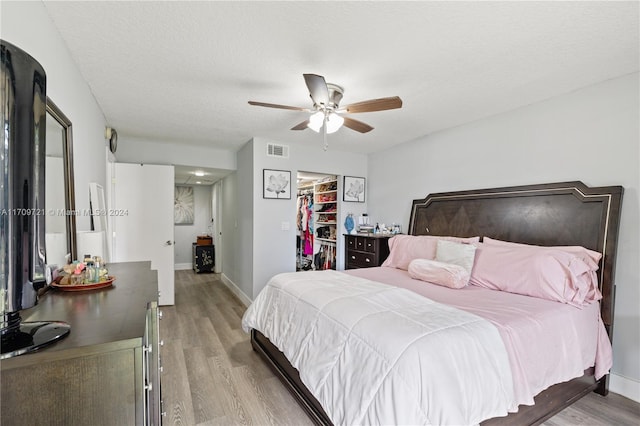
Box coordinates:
[263,169,291,199]
[343,176,365,202]
[174,186,195,224]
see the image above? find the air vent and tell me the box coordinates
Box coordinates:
[267,143,289,158]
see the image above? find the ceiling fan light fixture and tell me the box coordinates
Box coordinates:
[326,113,344,134]
[308,111,324,132]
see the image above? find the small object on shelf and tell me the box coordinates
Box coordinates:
[197,235,213,245]
[344,213,355,235]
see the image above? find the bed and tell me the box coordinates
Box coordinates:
[244,181,623,425]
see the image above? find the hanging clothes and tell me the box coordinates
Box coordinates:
[301,197,309,231]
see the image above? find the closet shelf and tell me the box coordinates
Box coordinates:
[317,238,336,243]
[316,221,337,225]
[314,201,337,205]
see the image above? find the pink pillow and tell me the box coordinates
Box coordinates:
[408,259,470,289]
[482,237,602,270]
[469,243,601,307]
[382,235,480,270]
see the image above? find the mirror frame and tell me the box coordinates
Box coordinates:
[46,97,77,262]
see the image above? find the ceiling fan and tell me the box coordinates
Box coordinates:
[249,74,402,149]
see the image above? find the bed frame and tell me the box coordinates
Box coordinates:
[251,181,623,425]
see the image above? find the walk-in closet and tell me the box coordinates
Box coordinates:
[296,171,338,271]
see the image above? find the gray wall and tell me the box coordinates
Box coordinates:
[220,137,368,300]
[1,1,107,231]
[249,137,369,298]
[231,141,255,300]
[367,72,639,398]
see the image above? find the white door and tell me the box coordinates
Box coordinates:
[112,163,175,305]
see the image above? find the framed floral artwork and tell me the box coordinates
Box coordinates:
[343,176,365,202]
[263,169,291,199]
[174,186,195,224]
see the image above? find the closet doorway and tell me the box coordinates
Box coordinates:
[296,171,338,271]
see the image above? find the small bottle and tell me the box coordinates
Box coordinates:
[375,223,380,234]
[92,256,101,282]
[85,260,95,283]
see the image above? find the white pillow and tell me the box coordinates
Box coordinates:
[435,239,477,274]
[408,259,470,289]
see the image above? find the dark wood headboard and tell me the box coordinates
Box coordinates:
[408,181,623,338]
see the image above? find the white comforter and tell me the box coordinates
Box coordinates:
[242,271,515,425]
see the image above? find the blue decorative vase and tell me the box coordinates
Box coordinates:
[344,214,355,234]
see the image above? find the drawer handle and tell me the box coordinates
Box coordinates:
[158,310,163,319]
[365,258,370,263]
[145,383,153,391]
[160,340,164,347]
[351,255,356,260]
[367,243,372,247]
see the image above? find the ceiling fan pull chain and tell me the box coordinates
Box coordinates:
[323,110,329,151]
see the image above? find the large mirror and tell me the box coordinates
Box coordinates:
[45,98,77,266]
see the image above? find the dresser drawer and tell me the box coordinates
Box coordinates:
[346,235,377,253]
[347,251,377,268]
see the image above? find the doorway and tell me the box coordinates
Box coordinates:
[296,171,338,271]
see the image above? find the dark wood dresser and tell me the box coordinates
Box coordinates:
[1,261,162,425]
[344,234,392,269]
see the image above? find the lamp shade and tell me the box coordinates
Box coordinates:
[308,111,324,132]
[326,113,344,134]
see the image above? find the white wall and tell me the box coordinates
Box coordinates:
[174,185,213,268]
[115,136,236,171]
[1,1,107,232]
[368,73,640,399]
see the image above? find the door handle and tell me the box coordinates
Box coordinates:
[165,240,173,246]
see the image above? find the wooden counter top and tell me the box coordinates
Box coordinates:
[2,261,158,367]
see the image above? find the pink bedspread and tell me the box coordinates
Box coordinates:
[346,267,613,411]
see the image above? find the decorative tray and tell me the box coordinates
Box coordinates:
[51,276,115,292]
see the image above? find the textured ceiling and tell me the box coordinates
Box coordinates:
[174,165,231,186]
[43,1,639,154]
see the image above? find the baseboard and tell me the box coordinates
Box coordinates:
[609,373,640,403]
[221,273,252,307]
[174,263,192,271]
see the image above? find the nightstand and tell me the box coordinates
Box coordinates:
[344,234,392,269]
[193,243,215,273]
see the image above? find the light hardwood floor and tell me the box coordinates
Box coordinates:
[160,270,640,426]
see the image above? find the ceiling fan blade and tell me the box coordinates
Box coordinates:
[291,120,310,131]
[303,74,329,107]
[248,101,309,112]
[340,96,403,113]
[343,117,374,133]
